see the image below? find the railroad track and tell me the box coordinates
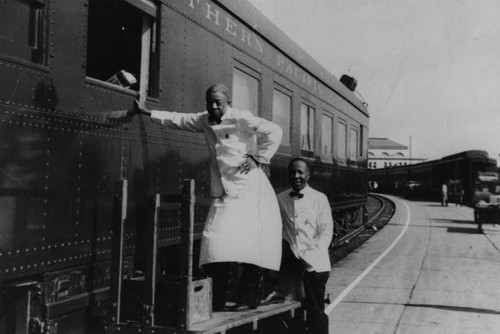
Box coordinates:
[331,194,395,249]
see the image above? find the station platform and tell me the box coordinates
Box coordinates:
[189,301,301,333]
[325,195,500,333]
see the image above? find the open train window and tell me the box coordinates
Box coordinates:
[0,0,46,64]
[300,103,315,155]
[232,67,259,115]
[272,87,291,146]
[321,113,333,162]
[337,121,347,162]
[86,0,159,97]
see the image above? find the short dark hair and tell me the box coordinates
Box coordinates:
[206,83,232,103]
[288,157,310,171]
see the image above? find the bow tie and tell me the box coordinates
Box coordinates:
[208,116,222,125]
[289,191,304,199]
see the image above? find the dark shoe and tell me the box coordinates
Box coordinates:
[260,291,285,305]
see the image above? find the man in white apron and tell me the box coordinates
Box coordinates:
[133,83,283,310]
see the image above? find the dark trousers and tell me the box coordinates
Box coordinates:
[204,262,263,310]
[280,242,330,334]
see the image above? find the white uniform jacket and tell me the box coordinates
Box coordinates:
[277,185,334,272]
[150,107,283,270]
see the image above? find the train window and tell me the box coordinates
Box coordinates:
[350,128,359,161]
[300,104,315,152]
[232,67,259,115]
[337,121,347,162]
[373,162,377,168]
[321,114,333,161]
[0,0,46,64]
[360,124,364,158]
[272,87,291,146]
[86,0,159,96]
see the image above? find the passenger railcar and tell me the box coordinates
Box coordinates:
[369,150,497,204]
[0,0,368,332]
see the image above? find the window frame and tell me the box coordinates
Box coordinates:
[300,102,315,157]
[320,111,334,163]
[231,63,261,116]
[85,0,159,98]
[0,0,47,65]
[337,119,348,163]
[350,126,359,161]
[272,84,292,148]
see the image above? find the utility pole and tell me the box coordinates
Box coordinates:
[409,136,412,165]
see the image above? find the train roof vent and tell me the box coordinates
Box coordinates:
[340,74,357,91]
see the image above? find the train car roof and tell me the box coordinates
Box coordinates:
[441,150,489,161]
[368,150,496,174]
[216,0,369,117]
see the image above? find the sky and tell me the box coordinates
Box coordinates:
[246,0,500,164]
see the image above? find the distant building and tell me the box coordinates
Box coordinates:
[368,137,426,169]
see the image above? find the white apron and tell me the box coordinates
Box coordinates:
[199,117,282,270]
[199,167,282,270]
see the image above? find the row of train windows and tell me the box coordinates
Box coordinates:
[0,0,363,163]
[233,67,363,163]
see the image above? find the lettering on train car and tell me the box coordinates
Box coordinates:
[186,0,265,54]
[276,53,323,95]
[183,0,325,95]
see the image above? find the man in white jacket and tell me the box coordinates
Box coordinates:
[263,157,333,334]
[133,83,283,311]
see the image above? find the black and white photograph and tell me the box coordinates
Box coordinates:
[1,0,499,333]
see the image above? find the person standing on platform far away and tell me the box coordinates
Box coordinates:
[262,157,333,334]
[130,83,283,311]
[442,182,448,207]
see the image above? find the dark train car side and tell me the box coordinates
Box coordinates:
[369,150,497,204]
[0,0,368,332]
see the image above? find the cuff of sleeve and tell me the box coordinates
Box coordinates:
[251,154,270,165]
[246,154,261,166]
[150,110,161,118]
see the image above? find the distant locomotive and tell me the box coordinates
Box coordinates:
[368,150,497,205]
[0,0,368,332]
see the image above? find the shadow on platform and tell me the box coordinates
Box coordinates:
[432,218,474,225]
[446,227,481,234]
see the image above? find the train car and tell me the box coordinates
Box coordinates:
[369,150,497,204]
[0,0,369,333]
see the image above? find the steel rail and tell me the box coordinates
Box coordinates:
[332,194,390,248]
